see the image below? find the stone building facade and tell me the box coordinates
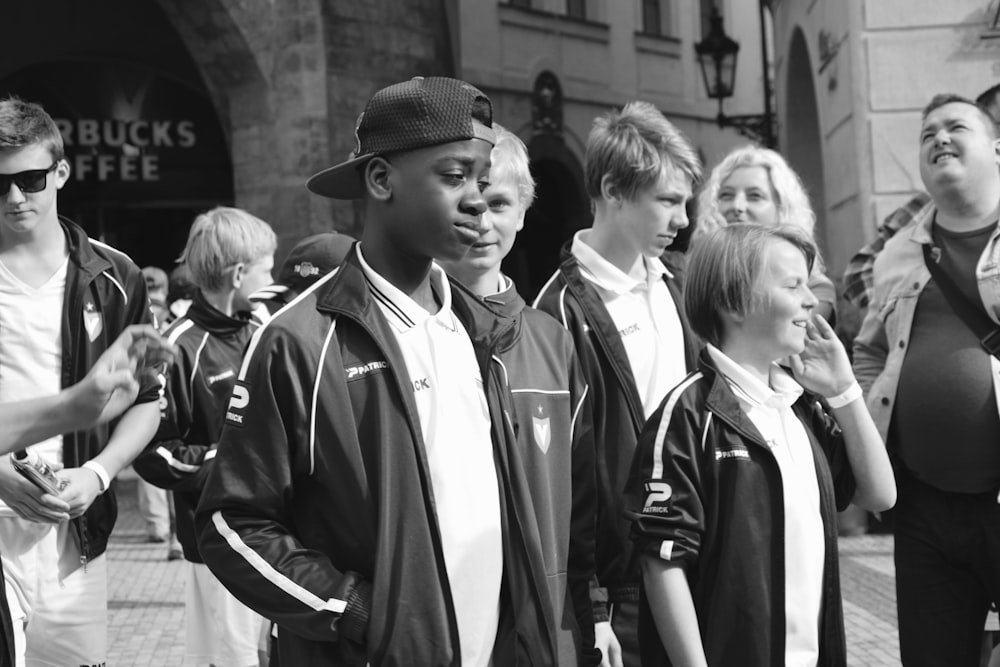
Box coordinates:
[770,0,1000,282]
[0,0,769,290]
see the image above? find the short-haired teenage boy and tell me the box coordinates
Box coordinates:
[133,206,275,666]
[533,100,702,665]
[624,224,895,667]
[195,77,559,666]
[439,123,600,665]
[0,96,161,666]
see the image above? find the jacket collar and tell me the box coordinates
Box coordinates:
[907,199,1000,245]
[481,274,525,319]
[570,230,672,295]
[700,348,775,449]
[314,246,516,350]
[60,216,111,278]
[187,289,253,336]
[699,347,818,450]
[705,344,803,410]
[481,275,526,355]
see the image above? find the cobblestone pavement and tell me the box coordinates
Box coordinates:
[107,479,185,666]
[105,480,917,666]
[839,534,901,666]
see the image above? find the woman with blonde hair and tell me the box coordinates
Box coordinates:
[695,145,837,321]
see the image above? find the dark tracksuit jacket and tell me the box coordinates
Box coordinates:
[484,278,600,666]
[532,246,699,620]
[58,217,160,558]
[0,217,156,667]
[194,256,558,667]
[623,350,855,667]
[133,290,256,562]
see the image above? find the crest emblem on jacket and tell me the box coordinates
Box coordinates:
[83,301,103,342]
[532,404,551,454]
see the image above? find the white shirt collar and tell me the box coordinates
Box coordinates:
[356,244,456,333]
[706,344,803,410]
[570,230,671,295]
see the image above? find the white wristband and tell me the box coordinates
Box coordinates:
[825,381,863,409]
[82,461,111,494]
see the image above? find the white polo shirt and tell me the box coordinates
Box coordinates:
[706,345,823,667]
[0,258,68,516]
[571,231,686,418]
[357,248,502,666]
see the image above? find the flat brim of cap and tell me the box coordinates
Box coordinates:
[306,153,374,199]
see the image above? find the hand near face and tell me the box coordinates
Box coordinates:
[788,314,855,398]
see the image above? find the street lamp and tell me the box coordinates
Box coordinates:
[695,6,775,148]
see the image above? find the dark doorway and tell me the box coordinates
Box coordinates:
[0,0,233,273]
[507,136,589,301]
[784,28,828,260]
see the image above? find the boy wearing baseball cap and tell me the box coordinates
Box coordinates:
[250,231,355,317]
[196,77,558,666]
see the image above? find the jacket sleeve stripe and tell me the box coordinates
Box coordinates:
[237,272,340,381]
[189,332,211,401]
[492,355,509,387]
[570,384,589,442]
[310,320,338,475]
[509,388,570,396]
[651,372,703,479]
[530,272,561,310]
[240,322,268,380]
[210,511,348,614]
[557,286,570,327]
[166,319,195,346]
[91,238,136,263]
[99,270,129,305]
[700,413,713,453]
[659,540,675,560]
[156,446,200,473]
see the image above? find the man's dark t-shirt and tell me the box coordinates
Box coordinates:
[892,221,1000,494]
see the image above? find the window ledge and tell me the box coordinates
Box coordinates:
[634,32,682,57]
[499,3,610,43]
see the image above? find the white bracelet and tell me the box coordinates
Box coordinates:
[825,381,863,409]
[82,461,111,494]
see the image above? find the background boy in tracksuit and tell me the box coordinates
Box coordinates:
[134,207,276,667]
[533,100,701,666]
[250,231,354,318]
[195,77,559,666]
[439,123,600,665]
[624,224,895,666]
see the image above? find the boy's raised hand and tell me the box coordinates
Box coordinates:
[788,314,855,398]
[69,324,174,427]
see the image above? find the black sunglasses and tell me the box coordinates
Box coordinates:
[0,163,59,195]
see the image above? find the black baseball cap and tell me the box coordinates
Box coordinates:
[306,76,495,200]
[277,232,355,292]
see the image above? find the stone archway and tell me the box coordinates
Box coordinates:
[0,0,239,269]
[783,28,829,258]
[158,0,459,247]
[156,0,333,245]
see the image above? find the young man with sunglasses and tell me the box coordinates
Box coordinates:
[0,97,160,666]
